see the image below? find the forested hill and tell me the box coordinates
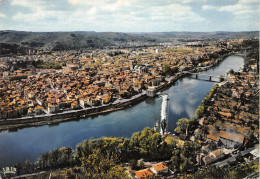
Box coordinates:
[0,31,159,51]
[0,30,258,52]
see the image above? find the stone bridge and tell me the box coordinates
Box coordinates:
[184,72,222,82]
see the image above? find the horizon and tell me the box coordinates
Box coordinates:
[0,30,259,33]
[0,0,259,32]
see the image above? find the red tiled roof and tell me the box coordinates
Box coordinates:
[219,131,244,143]
[135,168,153,179]
[207,131,219,141]
[152,162,168,172]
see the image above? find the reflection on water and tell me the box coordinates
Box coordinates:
[145,97,156,105]
[0,55,244,166]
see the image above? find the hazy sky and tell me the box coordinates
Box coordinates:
[0,0,259,32]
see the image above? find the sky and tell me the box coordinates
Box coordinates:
[0,0,259,32]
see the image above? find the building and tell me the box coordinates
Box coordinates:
[146,86,156,97]
[250,146,260,160]
[79,98,88,108]
[47,104,56,114]
[218,131,244,149]
[203,149,226,165]
[2,167,17,178]
[135,168,153,179]
[71,101,80,109]
[35,105,44,115]
[207,131,219,143]
[3,71,10,78]
[150,162,169,175]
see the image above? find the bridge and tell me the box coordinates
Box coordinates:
[184,72,222,82]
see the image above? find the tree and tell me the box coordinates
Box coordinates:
[137,158,144,169]
[60,147,73,167]
[227,69,234,75]
[106,165,129,179]
[161,119,167,134]
[174,126,182,135]
[117,138,130,162]
[49,148,60,168]
[14,163,22,176]
[128,127,165,160]
[195,130,203,140]
[239,92,247,104]
[163,64,170,75]
[219,75,224,82]
[171,149,181,172]
[197,165,226,179]
[246,132,257,148]
[129,159,138,169]
[182,141,200,161]
[180,158,194,173]
[189,117,197,129]
[24,160,32,173]
[38,152,49,169]
[201,125,209,137]
[236,153,244,163]
[176,118,190,136]
[76,140,92,161]
[195,105,205,118]
[81,149,115,178]
[149,133,162,160]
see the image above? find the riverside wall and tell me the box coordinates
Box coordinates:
[0,93,147,129]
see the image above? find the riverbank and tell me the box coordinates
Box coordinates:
[188,51,258,142]
[0,93,147,132]
[0,52,235,132]
[154,52,233,93]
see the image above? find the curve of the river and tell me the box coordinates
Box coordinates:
[0,55,244,166]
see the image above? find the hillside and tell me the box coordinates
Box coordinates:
[0,30,258,53]
[0,31,158,51]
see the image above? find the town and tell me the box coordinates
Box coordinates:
[0,37,258,179]
[0,39,244,125]
[0,0,259,178]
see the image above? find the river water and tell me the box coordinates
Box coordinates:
[0,55,244,166]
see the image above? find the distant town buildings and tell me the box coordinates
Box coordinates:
[0,39,247,119]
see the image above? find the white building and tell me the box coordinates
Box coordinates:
[146,86,156,97]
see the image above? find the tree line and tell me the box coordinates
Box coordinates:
[187,160,259,179]
[15,128,202,178]
[14,126,257,178]
[33,60,64,69]
[174,84,218,137]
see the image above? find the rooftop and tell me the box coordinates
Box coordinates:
[151,162,168,172]
[135,168,153,179]
[219,131,244,144]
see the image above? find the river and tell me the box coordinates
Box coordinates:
[0,55,244,166]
